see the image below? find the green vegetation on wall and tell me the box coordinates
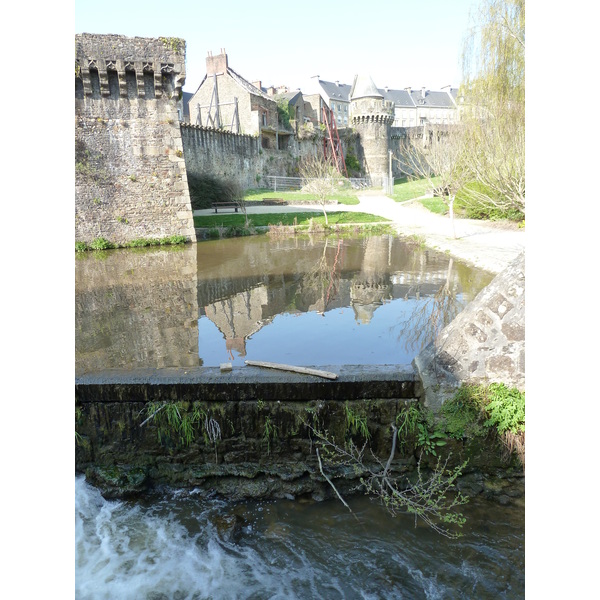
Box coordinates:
[76,235,188,252]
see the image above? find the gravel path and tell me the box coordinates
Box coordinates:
[194,194,525,275]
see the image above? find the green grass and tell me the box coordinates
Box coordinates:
[390,176,441,203]
[419,197,448,215]
[194,211,389,228]
[243,188,360,206]
[75,235,188,252]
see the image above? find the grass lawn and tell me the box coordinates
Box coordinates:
[194,211,390,228]
[390,176,441,203]
[419,197,448,215]
[243,188,360,206]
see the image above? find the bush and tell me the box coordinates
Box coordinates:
[89,237,114,250]
[483,383,525,435]
[344,152,361,175]
[186,173,243,210]
[75,241,88,252]
[455,181,524,221]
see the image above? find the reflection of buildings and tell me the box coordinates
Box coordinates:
[198,236,459,356]
[75,236,491,373]
[202,285,271,358]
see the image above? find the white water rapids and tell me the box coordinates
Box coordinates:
[75,475,524,599]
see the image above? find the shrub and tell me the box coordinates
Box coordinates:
[483,383,525,435]
[89,237,114,250]
[455,181,524,221]
[75,241,88,252]
[344,152,361,174]
[186,173,243,210]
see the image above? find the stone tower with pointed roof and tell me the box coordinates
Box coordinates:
[350,74,395,188]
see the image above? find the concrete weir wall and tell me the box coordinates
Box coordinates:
[75,34,196,244]
[75,366,423,499]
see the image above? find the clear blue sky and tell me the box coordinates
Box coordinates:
[75,0,478,93]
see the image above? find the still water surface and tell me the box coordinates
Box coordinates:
[75,234,492,374]
[76,475,524,599]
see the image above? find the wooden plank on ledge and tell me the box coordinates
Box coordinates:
[244,360,338,380]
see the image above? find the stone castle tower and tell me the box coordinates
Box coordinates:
[75,33,196,245]
[349,75,395,188]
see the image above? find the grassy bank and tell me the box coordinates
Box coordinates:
[194,211,389,228]
[75,235,188,252]
[390,176,441,203]
[244,188,360,206]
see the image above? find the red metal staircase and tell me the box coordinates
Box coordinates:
[322,106,348,176]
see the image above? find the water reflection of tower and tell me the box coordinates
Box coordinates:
[350,236,392,323]
[203,285,270,358]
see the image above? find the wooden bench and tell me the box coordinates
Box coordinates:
[212,202,239,213]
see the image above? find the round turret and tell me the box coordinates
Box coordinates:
[350,75,394,188]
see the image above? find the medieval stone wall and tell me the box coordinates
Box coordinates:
[181,123,332,191]
[75,34,196,244]
[415,252,525,411]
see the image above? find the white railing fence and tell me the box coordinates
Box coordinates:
[264,176,372,192]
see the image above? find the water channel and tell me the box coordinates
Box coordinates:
[76,474,524,599]
[75,234,493,374]
[75,233,523,598]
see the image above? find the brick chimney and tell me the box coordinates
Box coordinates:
[206,49,228,75]
[421,87,426,98]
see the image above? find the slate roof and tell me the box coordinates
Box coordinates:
[410,89,456,108]
[318,80,352,103]
[274,90,303,105]
[227,65,272,100]
[194,65,273,102]
[182,91,193,120]
[316,78,456,108]
[380,88,414,107]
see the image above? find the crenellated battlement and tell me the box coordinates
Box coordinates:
[350,97,395,124]
[75,33,186,101]
[75,33,195,245]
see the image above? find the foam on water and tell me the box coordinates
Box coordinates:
[75,475,524,599]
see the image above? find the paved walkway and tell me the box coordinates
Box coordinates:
[194,194,525,274]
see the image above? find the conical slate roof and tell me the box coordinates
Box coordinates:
[350,74,383,100]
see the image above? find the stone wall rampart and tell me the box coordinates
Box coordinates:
[181,123,332,190]
[415,253,525,411]
[75,33,196,244]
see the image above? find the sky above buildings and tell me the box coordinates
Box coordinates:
[75,0,479,93]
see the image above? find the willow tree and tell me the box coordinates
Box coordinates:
[459,0,525,218]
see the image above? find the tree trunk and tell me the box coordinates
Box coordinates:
[449,195,456,239]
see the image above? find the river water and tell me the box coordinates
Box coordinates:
[76,474,524,599]
[75,234,492,374]
[76,234,521,598]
